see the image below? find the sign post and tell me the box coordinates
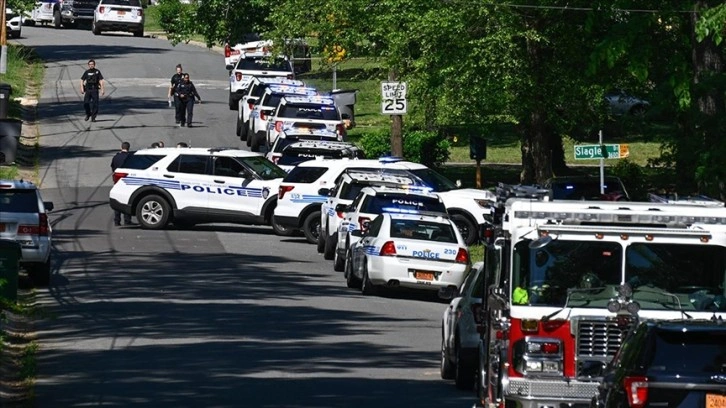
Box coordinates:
[574,137,630,195]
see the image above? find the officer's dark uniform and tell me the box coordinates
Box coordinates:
[81,67,103,121]
[174,76,201,127]
[111,148,132,225]
[170,71,185,124]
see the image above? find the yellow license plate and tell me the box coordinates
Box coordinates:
[707,394,726,408]
[0,223,5,232]
[117,10,126,15]
[414,271,435,281]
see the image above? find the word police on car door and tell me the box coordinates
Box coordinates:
[381,81,407,115]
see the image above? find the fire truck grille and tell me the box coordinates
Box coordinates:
[577,319,628,357]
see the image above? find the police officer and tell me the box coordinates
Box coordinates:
[111,141,133,226]
[174,74,202,127]
[80,59,105,122]
[167,64,185,125]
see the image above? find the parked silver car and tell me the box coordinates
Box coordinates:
[0,179,53,286]
[605,89,649,116]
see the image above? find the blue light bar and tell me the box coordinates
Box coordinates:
[378,156,405,163]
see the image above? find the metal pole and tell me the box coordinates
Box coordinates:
[475,159,482,189]
[0,0,7,74]
[332,63,337,90]
[599,129,604,195]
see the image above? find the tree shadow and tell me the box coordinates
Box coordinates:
[30,43,170,63]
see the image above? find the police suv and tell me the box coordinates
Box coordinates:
[92,0,144,37]
[267,140,364,173]
[237,77,304,139]
[228,52,294,110]
[346,212,470,296]
[247,85,319,151]
[109,147,290,232]
[266,95,347,146]
[333,184,448,272]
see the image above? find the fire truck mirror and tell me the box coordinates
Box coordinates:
[528,235,552,249]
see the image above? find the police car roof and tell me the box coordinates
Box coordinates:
[288,141,358,150]
[135,147,263,158]
[345,168,420,183]
[297,157,427,170]
[385,212,451,224]
[280,95,335,105]
[0,179,37,189]
[279,128,339,138]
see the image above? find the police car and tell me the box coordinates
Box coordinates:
[109,147,290,232]
[224,39,270,71]
[92,0,144,37]
[266,95,347,145]
[237,77,305,139]
[333,184,449,272]
[345,212,470,295]
[228,52,294,110]
[247,85,318,151]
[267,139,364,172]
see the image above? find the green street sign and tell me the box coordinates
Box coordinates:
[574,144,629,160]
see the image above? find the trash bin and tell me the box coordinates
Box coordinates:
[0,83,12,119]
[0,118,22,165]
[330,89,358,128]
[0,240,21,304]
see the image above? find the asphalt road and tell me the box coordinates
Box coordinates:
[13,25,476,407]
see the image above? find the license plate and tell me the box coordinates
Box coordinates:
[0,223,4,232]
[707,394,726,408]
[414,271,435,281]
[117,10,126,15]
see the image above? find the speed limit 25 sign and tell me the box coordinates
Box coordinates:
[381,81,407,115]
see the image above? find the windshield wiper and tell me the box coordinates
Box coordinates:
[542,287,608,321]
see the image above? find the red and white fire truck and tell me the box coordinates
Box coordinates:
[476,185,726,408]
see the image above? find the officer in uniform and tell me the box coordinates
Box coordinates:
[167,64,185,125]
[174,74,202,127]
[111,141,133,226]
[80,59,105,122]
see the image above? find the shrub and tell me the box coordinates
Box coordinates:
[611,158,646,200]
[358,129,450,168]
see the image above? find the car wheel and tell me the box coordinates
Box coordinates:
[345,250,361,289]
[316,228,325,253]
[236,116,243,137]
[271,215,296,237]
[228,93,236,110]
[323,231,336,260]
[451,213,478,246]
[134,28,143,37]
[302,211,321,244]
[245,124,253,146]
[136,194,171,230]
[454,344,476,390]
[333,243,345,272]
[440,332,455,380]
[361,265,378,296]
[28,259,51,287]
[92,20,100,35]
[53,10,61,28]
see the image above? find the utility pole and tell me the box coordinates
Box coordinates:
[0,0,7,74]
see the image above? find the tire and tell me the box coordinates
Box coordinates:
[323,231,336,260]
[441,333,455,380]
[134,28,143,37]
[228,93,236,110]
[251,131,265,152]
[53,10,61,28]
[333,241,345,272]
[451,213,478,246]
[454,345,476,390]
[28,259,51,287]
[245,123,253,147]
[136,194,171,230]
[92,20,100,35]
[236,116,243,137]
[345,250,361,289]
[316,228,325,253]
[271,215,296,237]
[302,211,321,244]
[361,265,377,295]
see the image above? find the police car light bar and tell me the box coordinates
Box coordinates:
[282,96,335,105]
[373,185,436,195]
[268,85,318,96]
[512,210,726,226]
[381,207,449,218]
[378,156,405,163]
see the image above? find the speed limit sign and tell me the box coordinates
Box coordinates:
[381,81,407,115]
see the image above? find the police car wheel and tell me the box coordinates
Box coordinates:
[361,266,378,296]
[454,344,476,390]
[323,232,336,260]
[451,213,478,246]
[53,11,61,28]
[271,215,296,237]
[345,250,361,289]
[302,211,321,244]
[228,94,236,110]
[316,230,325,253]
[236,117,242,137]
[136,194,170,230]
[333,246,345,272]
[440,334,455,380]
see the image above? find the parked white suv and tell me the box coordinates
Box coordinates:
[247,85,318,151]
[0,179,54,286]
[266,95,347,145]
[267,140,364,173]
[109,147,290,232]
[237,77,304,139]
[228,52,294,110]
[92,0,144,37]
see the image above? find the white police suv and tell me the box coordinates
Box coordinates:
[266,95,347,145]
[237,77,304,139]
[228,52,294,110]
[92,0,144,37]
[267,140,363,173]
[109,147,290,232]
[333,184,448,272]
[247,85,318,151]
[344,209,470,296]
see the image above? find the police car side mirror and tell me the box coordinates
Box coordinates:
[318,187,331,196]
[261,108,274,115]
[350,230,363,238]
[226,64,234,71]
[43,201,54,212]
[334,203,348,212]
[246,98,256,104]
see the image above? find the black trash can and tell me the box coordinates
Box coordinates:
[0,240,21,304]
[0,118,22,165]
[0,83,12,119]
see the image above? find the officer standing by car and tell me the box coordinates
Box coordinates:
[80,59,105,122]
[111,141,133,226]
[167,64,185,125]
[174,74,202,127]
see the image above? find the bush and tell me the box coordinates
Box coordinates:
[358,129,450,168]
[610,158,646,200]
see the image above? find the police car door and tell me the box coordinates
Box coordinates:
[165,154,211,215]
[211,156,268,217]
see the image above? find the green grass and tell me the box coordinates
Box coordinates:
[144,5,163,32]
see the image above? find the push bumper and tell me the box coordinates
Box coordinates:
[504,378,596,408]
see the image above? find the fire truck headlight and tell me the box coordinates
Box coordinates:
[626,301,641,315]
[526,361,542,372]
[607,300,622,313]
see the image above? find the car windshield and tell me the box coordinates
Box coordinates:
[390,219,457,243]
[549,179,625,200]
[278,104,340,121]
[408,168,458,192]
[103,0,141,5]
[278,147,360,166]
[238,156,288,180]
[0,190,39,213]
[361,193,447,215]
[511,239,726,311]
[237,57,291,72]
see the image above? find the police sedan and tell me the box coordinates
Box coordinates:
[344,212,470,296]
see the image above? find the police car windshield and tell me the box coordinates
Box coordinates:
[278,147,360,166]
[103,0,141,5]
[237,57,291,72]
[390,219,457,243]
[408,168,458,192]
[278,104,340,121]
[239,156,288,180]
[362,194,446,215]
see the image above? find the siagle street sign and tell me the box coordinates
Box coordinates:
[574,144,629,160]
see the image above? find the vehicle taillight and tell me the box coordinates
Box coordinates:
[624,376,648,408]
[112,172,128,184]
[336,123,346,140]
[271,154,280,164]
[260,111,266,120]
[455,248,469,264]
[224,44,231,58]
[379,241,396,256]
[137,8,142,16]
[98,5,104,12]
[274,121,283,132]
[471,303,485,334]
[336,209,345,218]
[248,103,254,110]
[235,72,242,82]
[358,216,371,232]
[39,213,49,236]
[278,185,294,199]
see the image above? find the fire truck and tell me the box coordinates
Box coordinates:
[476,185,726,408]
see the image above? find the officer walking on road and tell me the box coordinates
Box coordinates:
[111,141,133,226]
[174,74,202,127]
[80,59,105,122]
[168,64,185,125]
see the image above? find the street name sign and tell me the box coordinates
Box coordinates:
[574,144,629,160]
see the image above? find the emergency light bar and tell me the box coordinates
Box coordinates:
[268,85,318,95]
[258,78,304,86]
[280,127,338,137]
[535,224,715,239]
[512,210,726,226]
[372,185,436,195]
[282,96,335,105]
[378,156,405,164]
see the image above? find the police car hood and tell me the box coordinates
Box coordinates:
[437,188,497,201]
